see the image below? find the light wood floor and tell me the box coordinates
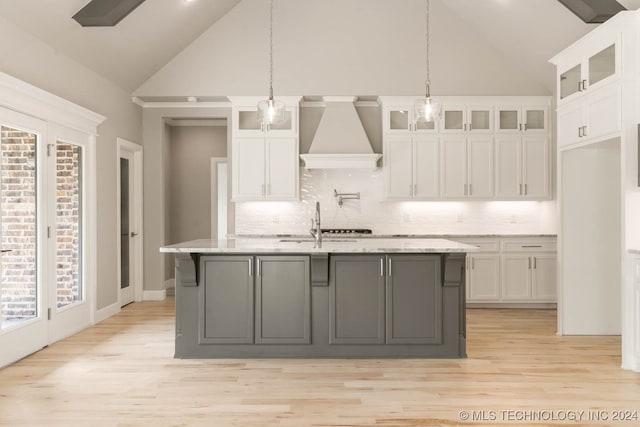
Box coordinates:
[1,299,638,427]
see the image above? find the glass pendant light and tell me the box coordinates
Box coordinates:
[257,0,286,126]
[414,0,439,123]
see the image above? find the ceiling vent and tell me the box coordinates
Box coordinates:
[557,0,626,23]
[73,0,146,27]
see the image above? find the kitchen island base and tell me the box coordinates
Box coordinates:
[173,252,466,358]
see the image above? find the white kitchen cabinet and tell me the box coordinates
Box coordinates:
[557,84,621,148]
[442,136,493,199]
[495,135,549,199]
[233,105,297,137]
[496,105,548,134]
[467,254,501,301]
[557,38,618,103]
[232,137,298,201]
[384,136,439,200]
[382,104,437,134]
[501,239,557,303]
[230,96,301,202]
[441,105,492,133]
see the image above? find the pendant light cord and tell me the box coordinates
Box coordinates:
[269,0,274,99]
[424,0,431,98]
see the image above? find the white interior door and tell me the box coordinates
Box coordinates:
[0,107,48,368]
[118,140,143,307]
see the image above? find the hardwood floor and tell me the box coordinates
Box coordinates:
[1,299,638,427]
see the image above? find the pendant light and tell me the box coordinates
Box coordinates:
[257,0,286,125]
[414,0,439,123]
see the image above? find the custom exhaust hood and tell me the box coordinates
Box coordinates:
[300,96,381,169]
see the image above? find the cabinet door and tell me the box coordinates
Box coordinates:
[495,135,522,198]
[329,255,385,344]
[265,107,296,136]
[255,256,310,344]
[234,107,265,136]
[386,255,441,344]
[413,137,440,199]
[441,106,465,133]
[587,44,616,89]
[522,136,549,199]
[496,107,521,133]
[266,137,298,200]
[557,103,584,148]
[531,254,556,302]
[467,255,501,301]
[501,255,531,301]
[384,106,411,133]
[467,136,494,198]
[468,107,492,133]
[523,106,547,133]
[233,138,265,200]
[441,137,467,198]
[384,137,413,199]
[560,63,582,101]
[201,256,254,344]
[584,84,620,141]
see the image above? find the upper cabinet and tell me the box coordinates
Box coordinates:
[441,105,492,134]
[233,105,297,137]
[496,106,548,134]
[230,96,301,201]
[552,28,620,105]
[382,103,438,134]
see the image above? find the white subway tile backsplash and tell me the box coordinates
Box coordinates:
[235,169,557,235]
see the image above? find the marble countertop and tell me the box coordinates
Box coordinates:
[160,237,478,254]
[227,233,557,239]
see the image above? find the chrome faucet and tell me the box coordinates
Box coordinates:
[309,201,322,245]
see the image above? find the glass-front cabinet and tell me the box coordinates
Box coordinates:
[558,40,618,102]
[496,106,547,133]
[234,106,296,136]
[384,105,437,134]
[441,106,492,133]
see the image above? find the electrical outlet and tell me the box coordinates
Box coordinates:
[457,212,464,223]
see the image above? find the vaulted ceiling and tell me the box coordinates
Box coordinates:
[1,0,638,94]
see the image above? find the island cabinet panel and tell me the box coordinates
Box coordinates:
[386,255,442,344]
[255,256,310,344]
[201,256,254,344]
[329,255,385,344]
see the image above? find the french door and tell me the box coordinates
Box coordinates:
[0,107,91,367]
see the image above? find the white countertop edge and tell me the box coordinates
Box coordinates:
[160,238,478,254]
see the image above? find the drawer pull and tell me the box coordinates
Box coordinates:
[522,245,542,248]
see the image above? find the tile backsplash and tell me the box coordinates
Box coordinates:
[235,169,557,235]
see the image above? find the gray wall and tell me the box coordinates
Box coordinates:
[165,125,228,279]
[143,108,232,293]
[0,15,142,311]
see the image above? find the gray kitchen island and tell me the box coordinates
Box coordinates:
[160,238,476,358]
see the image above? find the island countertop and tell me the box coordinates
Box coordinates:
[160,237,478,254]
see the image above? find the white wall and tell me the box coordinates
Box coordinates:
[0,16,142,311]
[135,0,549,97]
[560,139,621,335]
[236,169,557,235]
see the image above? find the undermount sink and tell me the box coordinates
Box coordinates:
[279,238,355,243]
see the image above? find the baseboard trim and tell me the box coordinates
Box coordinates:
[467,302,557,309]
[143,290,167,301]
[94,301,120,323]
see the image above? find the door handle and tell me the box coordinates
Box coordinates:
[388,258,392,277]
[130,232,139,237]
[1,249,12,253]
[380,258,384,276]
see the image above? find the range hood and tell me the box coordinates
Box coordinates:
[300,96,381,169]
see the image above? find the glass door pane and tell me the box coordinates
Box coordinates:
[120,157,130,291]
[589,44,615,86]
[56,142,82,309]
[560,64,581,99]
[470,109,491,131]
[389,109,409,131]
[1,126,38,330]
[443,110,464,131]
[498,109,519,131]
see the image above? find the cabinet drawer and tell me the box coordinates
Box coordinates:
[454,239,500,252]
[502,241,557,252]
